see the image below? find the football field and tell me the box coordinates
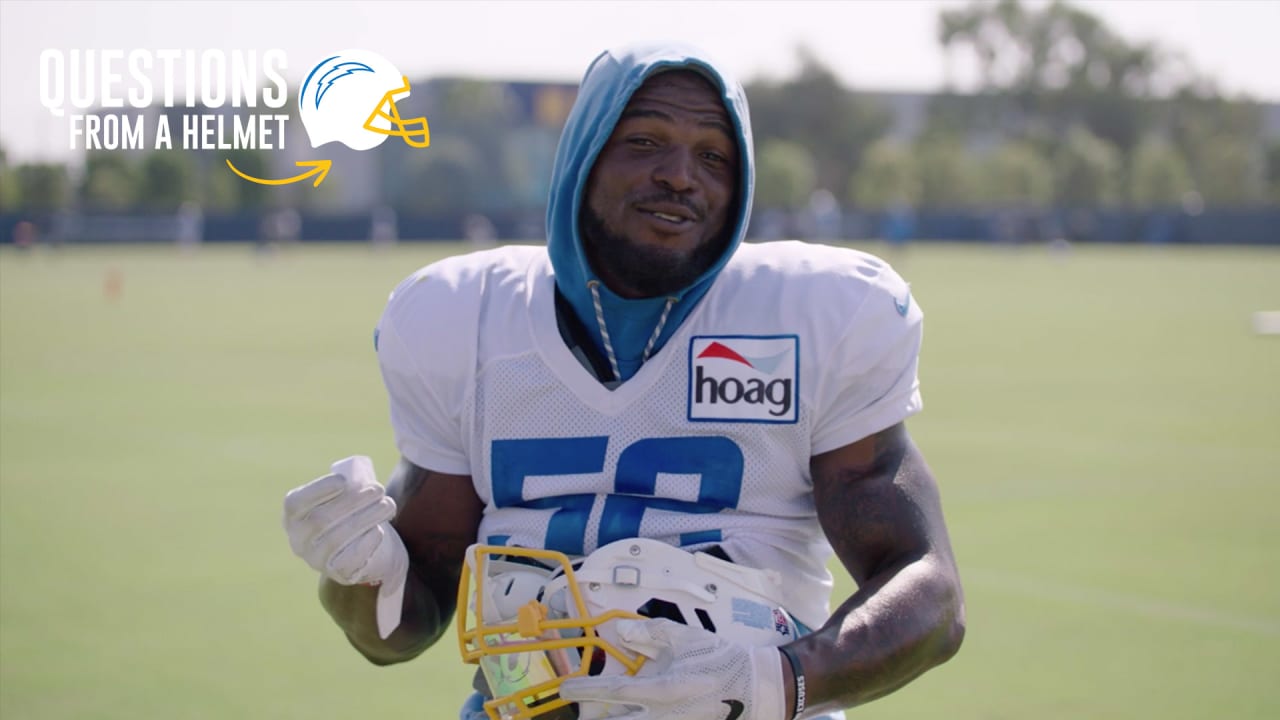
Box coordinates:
[1,241,1277,719]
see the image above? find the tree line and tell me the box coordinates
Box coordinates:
[753,0,1277,211]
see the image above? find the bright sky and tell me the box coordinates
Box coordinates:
[2,0,1278,162]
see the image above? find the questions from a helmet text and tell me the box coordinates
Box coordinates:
[40,49,290,151]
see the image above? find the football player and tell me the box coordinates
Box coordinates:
[284,43,964,720]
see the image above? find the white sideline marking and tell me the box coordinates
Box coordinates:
[1253,311,1280,335]
[968,568,1280,637]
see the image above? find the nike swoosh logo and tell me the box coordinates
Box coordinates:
[722,699,745,720]
[894,291,911,317]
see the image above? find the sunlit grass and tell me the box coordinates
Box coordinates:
[2,241,1277,719]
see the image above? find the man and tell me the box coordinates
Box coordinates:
[284,43,964,720]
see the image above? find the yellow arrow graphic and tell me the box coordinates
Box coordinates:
[226,159,332,187]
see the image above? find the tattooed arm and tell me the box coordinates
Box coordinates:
[318,457,484,666]
[780,422,965,716]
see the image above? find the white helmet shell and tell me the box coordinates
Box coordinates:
[457,539,801,720]
[543,538,800,680]
[298,49,418,151]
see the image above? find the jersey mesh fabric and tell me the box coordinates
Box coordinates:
[379,242,923,630]
[472,349,818,550]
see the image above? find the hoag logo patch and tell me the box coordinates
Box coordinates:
[688,335,799,423]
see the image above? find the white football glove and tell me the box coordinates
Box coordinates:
[558,618,786,720]
[283,455,408,639]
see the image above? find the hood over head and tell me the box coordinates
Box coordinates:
[546,43,755,382]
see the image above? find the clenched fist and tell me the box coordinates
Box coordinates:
[283,456,408,638]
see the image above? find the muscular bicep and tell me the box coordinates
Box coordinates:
[385,457,483,615]
[811,423,957,586]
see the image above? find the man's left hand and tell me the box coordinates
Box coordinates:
[558,618,786,720]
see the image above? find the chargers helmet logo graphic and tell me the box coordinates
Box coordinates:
[688,335,800,424]
[298,49,430,151]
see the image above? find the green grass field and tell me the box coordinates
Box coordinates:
[2,241,1277,719]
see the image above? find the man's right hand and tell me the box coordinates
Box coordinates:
[283,455,409,638]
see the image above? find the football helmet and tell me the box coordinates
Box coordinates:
[457,539,801,720]
[298,49,430,151]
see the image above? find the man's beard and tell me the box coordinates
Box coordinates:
[579,206,732,298]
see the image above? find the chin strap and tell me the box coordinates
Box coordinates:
[587,280,677,382]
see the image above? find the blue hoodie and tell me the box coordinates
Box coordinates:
[546,43,755,382]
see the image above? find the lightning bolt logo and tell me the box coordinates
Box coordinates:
[299,56,375,111]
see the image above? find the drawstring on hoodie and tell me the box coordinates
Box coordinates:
[643,294,679,360]
[588,280,678,381]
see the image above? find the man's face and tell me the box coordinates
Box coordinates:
[581,70,739,299]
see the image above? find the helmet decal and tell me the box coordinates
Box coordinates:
[297,49,429,151]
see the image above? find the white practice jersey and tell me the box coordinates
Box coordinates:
[375,240,923,629]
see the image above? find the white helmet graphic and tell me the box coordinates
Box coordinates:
[298,49,430,151]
